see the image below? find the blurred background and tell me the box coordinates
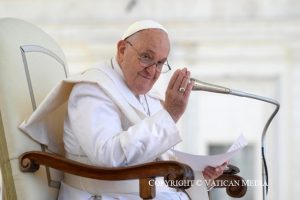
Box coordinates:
[1,0,299,199]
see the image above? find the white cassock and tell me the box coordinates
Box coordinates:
[19,57,209,200]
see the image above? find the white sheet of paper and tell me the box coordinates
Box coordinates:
[172,134,248,171]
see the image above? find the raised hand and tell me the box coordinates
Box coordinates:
[164,68,194,122]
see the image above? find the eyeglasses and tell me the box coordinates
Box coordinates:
[125,41,171,73]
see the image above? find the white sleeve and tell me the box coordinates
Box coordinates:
[67,83,182,167]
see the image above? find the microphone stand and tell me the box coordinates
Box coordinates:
[191,78,280,200]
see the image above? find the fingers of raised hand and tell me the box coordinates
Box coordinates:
[174,68,188,94]
[179,72,192,97]
[167,69,180,90]
[169,68,193,95]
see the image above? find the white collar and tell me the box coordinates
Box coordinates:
[108,57,150,116]
[110,57,124,80]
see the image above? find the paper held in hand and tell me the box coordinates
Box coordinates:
[172,134,248,171]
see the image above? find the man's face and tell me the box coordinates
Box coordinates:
[117,29,170,95]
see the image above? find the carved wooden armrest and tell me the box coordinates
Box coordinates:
[19,151,194,199]
[214,164,247,198]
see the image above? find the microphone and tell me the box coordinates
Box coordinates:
[191,78,231,94]
[191,78,280,200]
[191,78,280,105]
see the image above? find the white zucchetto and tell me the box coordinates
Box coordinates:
[121,20,168,40]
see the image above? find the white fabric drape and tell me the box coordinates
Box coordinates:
[20,58,209,200]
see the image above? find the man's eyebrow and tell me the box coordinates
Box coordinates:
[141,48,168,61]
[142,48,155,55]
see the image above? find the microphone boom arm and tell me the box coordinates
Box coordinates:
[191,78,280,200]
[229,90,280,200]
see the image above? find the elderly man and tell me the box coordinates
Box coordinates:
[20,20,226,200]
[59,20,227,200]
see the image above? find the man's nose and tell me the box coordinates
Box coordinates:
[144,63,157,74]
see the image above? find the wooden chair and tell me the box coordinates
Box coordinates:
[0,18,246,200]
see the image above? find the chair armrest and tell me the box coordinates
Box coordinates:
[19,151,194,199]
[223,164,240,174]
[214,164,247,198]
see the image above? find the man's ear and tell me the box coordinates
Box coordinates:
[117,40,126,62]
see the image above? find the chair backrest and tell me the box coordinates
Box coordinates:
[0,18,69,200]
